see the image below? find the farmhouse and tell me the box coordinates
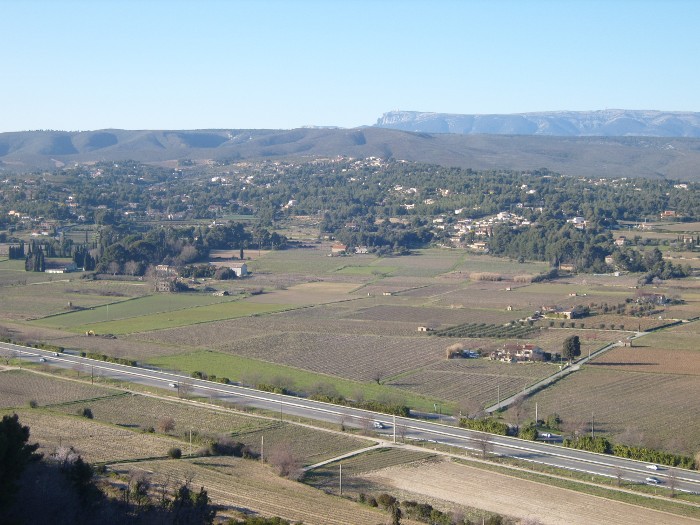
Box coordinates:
[45,262,77,274]
[226,262,248,277]
[468,241,489,252]
[155,264,178,276]
[490,343,546,363]
[636,292,667,305]
[330,243,347,255]
[541,304,588,319]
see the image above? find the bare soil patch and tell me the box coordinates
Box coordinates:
[592,345,700,375]
[362,458,700,525]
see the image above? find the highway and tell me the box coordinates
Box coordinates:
[3,341,700,495]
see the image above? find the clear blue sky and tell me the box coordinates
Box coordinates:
[2,0,699,132]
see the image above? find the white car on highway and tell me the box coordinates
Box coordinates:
[646,464,659,470]
[645,476,662,484]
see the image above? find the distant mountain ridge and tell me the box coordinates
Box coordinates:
[374,109,700,137]
[2,127,700,181]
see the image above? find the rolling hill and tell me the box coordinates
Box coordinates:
[374,109,700,137]
[1,127,700,181]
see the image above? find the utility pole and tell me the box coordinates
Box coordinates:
[591,414,595,438]
[497,384,500,408]
[339,463,342,495]
[189,428,192,456]
[393,414,396,444]
[261,435,264,463]
[91,365,94,384]
[535,402,538,424]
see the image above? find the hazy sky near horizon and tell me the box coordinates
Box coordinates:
[3,0,699,132]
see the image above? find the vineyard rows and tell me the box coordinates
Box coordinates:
[6,409,181,463]
[0,370,114,408]
[217,331,447,383]
[515,368,700,454]
[304,447,436,491]
[230,421,372,466]
[432,322,536,339]
[116,457,388,525]
[387,369,533,406]
[46,392,271,438]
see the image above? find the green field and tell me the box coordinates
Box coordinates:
[31,295,292,334]
[334,265,396,276]
[147,350,445,413]
[248,248,356,275]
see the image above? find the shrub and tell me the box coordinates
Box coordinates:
[209,437,255,458]
[78,407,93,419]
[376,493,397,509]
[459,417,509,435]
[167,447,182,459]
[518,421,539,440]
[28,399,38,409]
[157,417,175,433]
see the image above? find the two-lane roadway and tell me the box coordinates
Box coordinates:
[3,342,699,494]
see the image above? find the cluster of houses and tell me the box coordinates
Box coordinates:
[154,262,248,293]
[489,343,548,363]
[435,210,535,250]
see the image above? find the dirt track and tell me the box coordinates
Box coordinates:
[363,458,700,525]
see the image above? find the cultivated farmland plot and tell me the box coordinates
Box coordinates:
[342,304,511,327]
[591,345,700,376]
[515,367,700,454]
[127,302,426,348]
[34,299,292,335]
[114,457,390,525]
[304,447,437,493]
[247,245,356,275]
[0,369,117,408]
[528,328,617,355]
[387,358,553,406]
[360,458,700,525]
[213,331,448,383]
[0,279,150,321]
[4,408,183,463]
[45,392,273,438]
[580,313,669,332]
[371,252,462,278]
[438,282,592,309]
[228,421,373,466]
[243,281,362,305]
[45,391,372,466]
[451,254,548,277]
[32,293,244,329]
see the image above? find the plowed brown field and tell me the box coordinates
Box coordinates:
[363,458,700,525]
